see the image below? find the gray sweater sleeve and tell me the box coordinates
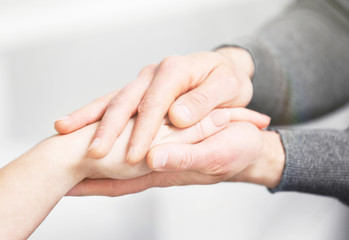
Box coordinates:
[221,0,349,204]
[233,0,349,125]
[272,128,349,205]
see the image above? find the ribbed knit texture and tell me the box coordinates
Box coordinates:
[273,128,349,205]
[220,0,349,204]
[236,0,349,125]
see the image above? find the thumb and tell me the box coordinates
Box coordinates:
[147,122,259,174]
[147,143,204,171]
[168,65,240,128]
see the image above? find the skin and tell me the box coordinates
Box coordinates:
[55,47,286,198]
[0,108,269,239]
[55,47,255,165]
[67,123,285,197]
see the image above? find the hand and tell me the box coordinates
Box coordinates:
[79,108,270,180]
[67,121,285,197]
[54,47,255,165]
[0,106,267,238]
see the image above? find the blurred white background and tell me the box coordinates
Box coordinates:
[1,0,349,239]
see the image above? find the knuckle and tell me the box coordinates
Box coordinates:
[217,65,234,79]
[223,76,240,95]
[217,67,253,106]
[189,90,210,107]
[227,74,240,90]
[159,55,183,72]
[96,123,109,134]
[98,122,118,137]
[204,152,233,176]
[214,66,240,98]
[176,151,193,169]
[193,121,205,140]
[139,64,157,77]
[108,90,132,110]
[137,94,160,115]
[91,97,105,106]
[238,78,253,105]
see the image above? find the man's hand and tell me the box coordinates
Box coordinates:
[79,108,271,180]
[55,48,255,165]
[67,122,285,197]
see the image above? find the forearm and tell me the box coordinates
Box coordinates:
[0,136,89,239]
[0,117,180,238]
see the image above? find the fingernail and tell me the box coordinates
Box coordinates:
[211,109,231,127]
[88,138,101,151]
[174,104,192,122]
[152,151,168,169]
[57,115,70,121]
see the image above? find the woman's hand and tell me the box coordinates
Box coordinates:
[0,105,267,239]
[54,48,255,165]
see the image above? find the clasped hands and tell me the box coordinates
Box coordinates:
[55,48,285,197]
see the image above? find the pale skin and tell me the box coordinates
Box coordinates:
[55,47,286,197]
[0,107,272,239]
[55,47,255,164]
[68,122,285,198]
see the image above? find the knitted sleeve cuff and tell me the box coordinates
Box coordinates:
[269,128,349,205]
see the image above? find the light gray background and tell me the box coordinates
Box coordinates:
[0,0,348,239]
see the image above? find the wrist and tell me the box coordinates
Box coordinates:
[233,130,285,188]
[256,131,285,188]
[45,133,92,181]
[215,46,255,79]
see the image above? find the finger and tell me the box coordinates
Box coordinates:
[126,56,192,165]
[227,108,270,129]
[164,108,231,145]
[66,170,221,197]
[168,108,269,145]
[147,122,260,174]
[66,172,183,197]
[54,90,118,134]
[147,142,208,172]
[168,65,246,128]
[88,64,157,159]
[66,175,154,197]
